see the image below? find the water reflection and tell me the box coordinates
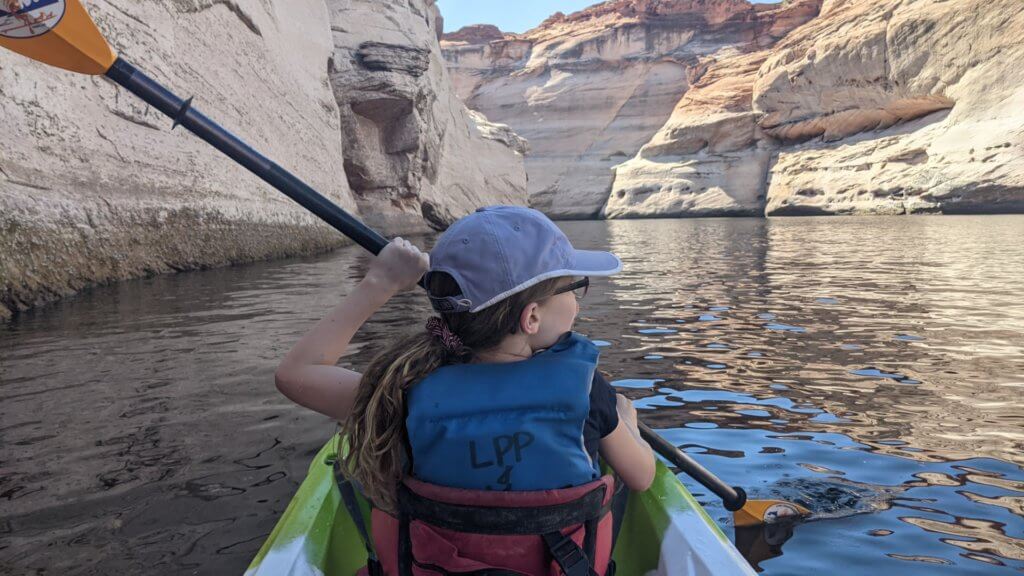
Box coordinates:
[575,216,1024,465]
[734,521,797,572]
[1,215,1022,574]
[561,215,1024,573]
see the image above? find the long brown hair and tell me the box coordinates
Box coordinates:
[342,272,565,511]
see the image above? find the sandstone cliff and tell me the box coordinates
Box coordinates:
[442,0,822,219]
[443,0,1024,219]
[0,0,526,319]
[757,0,1024,215]
[327,0,527,233]
[605,48,776,217]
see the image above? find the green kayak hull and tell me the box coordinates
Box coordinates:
[246,438,756,576]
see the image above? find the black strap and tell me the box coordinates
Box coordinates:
[581,517,598,568]
[396,482,609,535]
[609,476,629,549]
[398,503,414,576]
[542,532,599,576]
[333,460,384,576]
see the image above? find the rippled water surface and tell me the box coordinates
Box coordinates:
[2,215,1023,575]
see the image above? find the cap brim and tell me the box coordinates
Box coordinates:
[568,250,622,276]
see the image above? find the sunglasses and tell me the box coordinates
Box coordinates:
[551,277,590,300]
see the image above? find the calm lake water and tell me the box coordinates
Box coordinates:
[1,215,1022,575]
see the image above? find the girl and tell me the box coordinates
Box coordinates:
[275,206,654,572]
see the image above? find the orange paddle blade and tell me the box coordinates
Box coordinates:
[734,499,811,528]
[0,0,115,74]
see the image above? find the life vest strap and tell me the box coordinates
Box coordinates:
[334,459,384,576]
[396,482,610,536]
[542,531,599,576]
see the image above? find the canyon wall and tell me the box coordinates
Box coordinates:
[443,0,1024,219]
[326,0,527,233]
[442,0,822,219]
[0,0,526,319]
[757,0,1024,215]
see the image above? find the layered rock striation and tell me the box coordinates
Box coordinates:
[757,0,1024,215]
[443,0,1024,219]
[605,48,776,218]
[442,0,822,219]
[1,0,526,319]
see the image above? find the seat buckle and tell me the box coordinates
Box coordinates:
[543,532,592,576]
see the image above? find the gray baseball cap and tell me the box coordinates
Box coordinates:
[427,206,622,313]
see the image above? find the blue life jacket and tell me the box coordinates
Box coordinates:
[406,332,601,491]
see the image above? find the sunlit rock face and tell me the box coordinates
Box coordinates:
[1,0,527,319]
[605,49,774,218]
[757,0,1024,215]
[442,0,822,219]
[444,0,1024,219]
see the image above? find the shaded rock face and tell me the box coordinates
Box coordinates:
[442,0,822,219]
[0,0,354,320]
[1,0,527,319]
[758,0,1024,216]
[327,0,527,234]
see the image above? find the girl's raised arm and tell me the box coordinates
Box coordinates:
[275,238,429,421]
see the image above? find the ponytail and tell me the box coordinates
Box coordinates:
[342,331,449,511]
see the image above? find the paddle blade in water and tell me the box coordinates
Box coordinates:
[0,0,115,74]
[734,499,811,527]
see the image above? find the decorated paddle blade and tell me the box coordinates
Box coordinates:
[0,0,115,74]
[734,499,811,527]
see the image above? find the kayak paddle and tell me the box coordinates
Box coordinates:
[639,421,809,526]
[3,0,810,529]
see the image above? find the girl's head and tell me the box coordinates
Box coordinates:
[425,271,583,358]
[344,206,621,509]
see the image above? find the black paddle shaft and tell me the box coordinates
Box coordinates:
[638,421,748,511]
[104,58,390,255]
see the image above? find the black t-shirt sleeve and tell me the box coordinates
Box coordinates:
[583,371,620,464]
[589,371,619,438]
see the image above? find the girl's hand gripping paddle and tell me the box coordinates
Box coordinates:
[1,0,809,527]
